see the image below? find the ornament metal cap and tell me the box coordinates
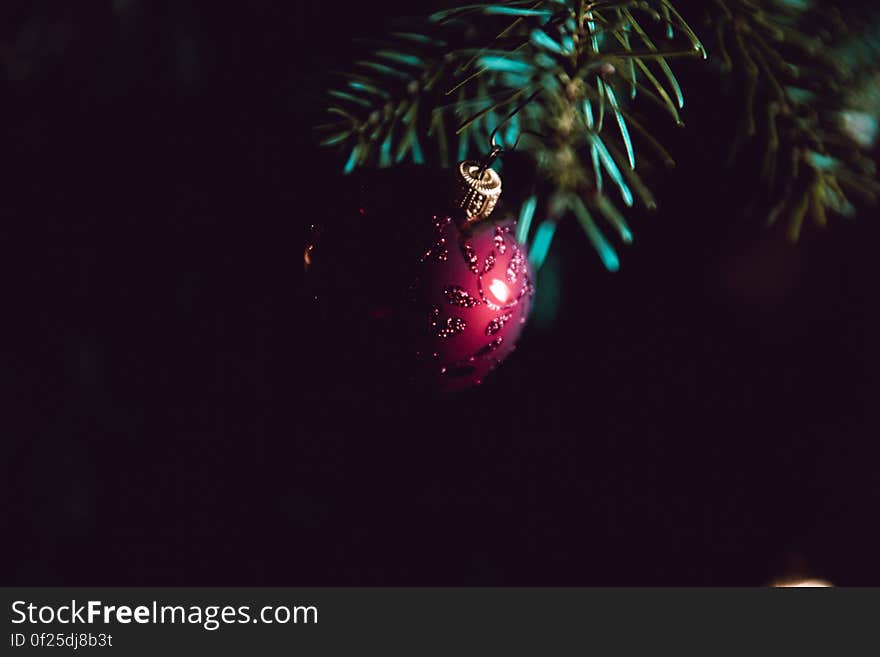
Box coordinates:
[452,160,502,224]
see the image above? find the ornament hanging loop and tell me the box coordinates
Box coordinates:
[485,88,543,157]
[477,144,505,179]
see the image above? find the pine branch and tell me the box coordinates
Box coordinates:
[319,0,705,271]
[701,0,880,240]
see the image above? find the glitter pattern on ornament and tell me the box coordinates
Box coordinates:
[415,215,535,389]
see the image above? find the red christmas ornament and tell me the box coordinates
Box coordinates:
[305,159,535,392]
[411,161,535,389]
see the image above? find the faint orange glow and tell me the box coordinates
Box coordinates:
[771,578,833,588]
[304,244,314,270]
[489,278,510,304]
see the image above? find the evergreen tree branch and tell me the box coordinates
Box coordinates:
[698,0,880,239]
[320,0,704,271]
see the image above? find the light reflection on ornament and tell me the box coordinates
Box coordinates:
[488,278,511,304]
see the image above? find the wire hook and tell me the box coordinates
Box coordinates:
[477,89,544,177]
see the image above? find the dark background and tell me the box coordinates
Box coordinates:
[5,0,879,585]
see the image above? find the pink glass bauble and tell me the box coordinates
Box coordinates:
[413,215,535,389]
